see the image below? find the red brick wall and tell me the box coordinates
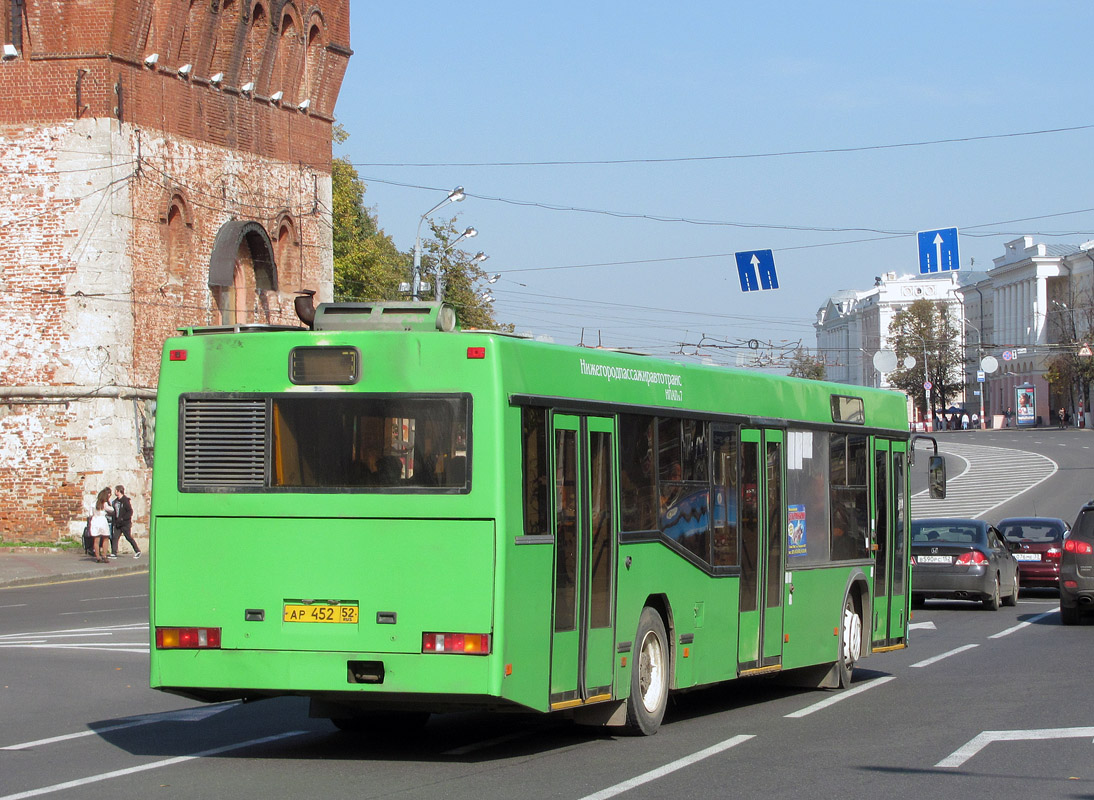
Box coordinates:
[0,1,349,542]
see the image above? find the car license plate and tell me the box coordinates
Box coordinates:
[1014,553,1041,562]
[283,603,359,624]
[916,555,951,564]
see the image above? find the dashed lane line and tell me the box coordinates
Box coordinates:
[0,731,308,800]
[911,441,1058,519]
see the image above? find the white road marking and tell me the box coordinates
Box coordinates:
[0,731,307,800]
[578,734,755,800]
[0,623,148,653]
[936,726,1094,768]
[989,609,1059,638]
[0,604,28,609]
[1,704,238,751]
[908,621,936,631]
[58,608,136,616]
[79,594,145,602]
[910,644,978,668]
[910,442,1058,519]
[784,676,896,718]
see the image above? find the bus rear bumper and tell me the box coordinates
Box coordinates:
[150,647,524,712]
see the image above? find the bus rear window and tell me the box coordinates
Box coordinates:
[180,395,469,492]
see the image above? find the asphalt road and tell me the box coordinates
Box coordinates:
[1,429,1091,800]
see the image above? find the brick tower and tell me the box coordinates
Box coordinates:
[0,0,351,542]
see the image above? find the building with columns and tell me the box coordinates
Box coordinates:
[815,271,978,422]
[959,236,1094,427]
[816,236,1093,429]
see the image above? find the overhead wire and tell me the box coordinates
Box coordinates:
[349,123,1094,167]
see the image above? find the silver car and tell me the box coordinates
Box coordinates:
[911,518,1021,610]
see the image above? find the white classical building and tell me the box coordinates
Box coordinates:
[814,270,976,391]
[962,236,1094,426]
[815,236,1094,428]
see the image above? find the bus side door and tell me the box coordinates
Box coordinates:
[871,439,909,649]
[550,414,616,709]
[737,428,785,672]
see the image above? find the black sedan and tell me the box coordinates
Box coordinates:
[911,518,1021,610]
[997,516,1071,589]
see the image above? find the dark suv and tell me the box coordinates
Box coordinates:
[1060,499,1094,625]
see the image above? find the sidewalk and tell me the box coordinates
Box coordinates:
[0,548,147,589]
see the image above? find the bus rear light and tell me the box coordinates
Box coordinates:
[156,627,221,649]
[467,347,486,359]
[169,350,187,361]
[955,551,988,566]
[422,632,491,655]
[1064,539,1093,555]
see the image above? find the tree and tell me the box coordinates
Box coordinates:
[331,156,408,302]
[328,137,507,330]
[887,299,963,419]
[419,217,509,331]
[1045,288,1094,419]
[787,346,826,380]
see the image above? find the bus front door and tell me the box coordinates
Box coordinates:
[737,429,785,672]
[550,414,616,709]
[871,439,909,649]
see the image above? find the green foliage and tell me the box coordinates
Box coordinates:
[1045,289,1094,411]
[420,218,510,331]
[787,346,826,380]
[329,151,507,330]
[331,157,408,302]
[887,299,963,416]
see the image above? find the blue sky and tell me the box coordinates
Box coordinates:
[333,1,1094,367]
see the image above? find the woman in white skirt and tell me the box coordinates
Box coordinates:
[90,487,113,563]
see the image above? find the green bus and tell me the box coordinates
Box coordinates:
[149,302,919,735]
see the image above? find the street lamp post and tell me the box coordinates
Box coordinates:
[905,329,932,429]
[412,186,465,301]
[963,317,986,429]
[432,227,479,301]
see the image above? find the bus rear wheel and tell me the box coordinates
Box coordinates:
[625,607,669,735]
[837,594,862,689]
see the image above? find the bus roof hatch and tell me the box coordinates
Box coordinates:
[312,302,458,333]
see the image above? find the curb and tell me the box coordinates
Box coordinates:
[0,563,148,589]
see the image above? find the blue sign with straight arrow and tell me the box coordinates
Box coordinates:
[917,227,960,274]
[735,250,779,292]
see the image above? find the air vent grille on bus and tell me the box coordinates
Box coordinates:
[181,399,266,488]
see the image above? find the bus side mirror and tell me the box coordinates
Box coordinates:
[928,455,947,499]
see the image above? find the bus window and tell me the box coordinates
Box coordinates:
[619,414,656,531]
[522,408,549,536]
[658,416,710,561]
[739,441,760,612]
[554,429,578,632]
[830,433,869,561]
[785,430,831,565]
[711,424,739,567]
[181,394,469,492]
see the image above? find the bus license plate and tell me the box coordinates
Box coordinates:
[283,603,359,624]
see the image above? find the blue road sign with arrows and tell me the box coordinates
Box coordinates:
[917,227,960,273]
[735,250,779,292]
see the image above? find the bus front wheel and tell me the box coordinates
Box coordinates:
[837,594,862,689]
[625,607,669,735]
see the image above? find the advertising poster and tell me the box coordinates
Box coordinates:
[787,504,807,557]
[1015,385,1036,426]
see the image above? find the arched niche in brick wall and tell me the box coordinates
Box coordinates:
[209,219,278,324]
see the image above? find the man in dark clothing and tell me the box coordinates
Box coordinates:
[110,485,142,558]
